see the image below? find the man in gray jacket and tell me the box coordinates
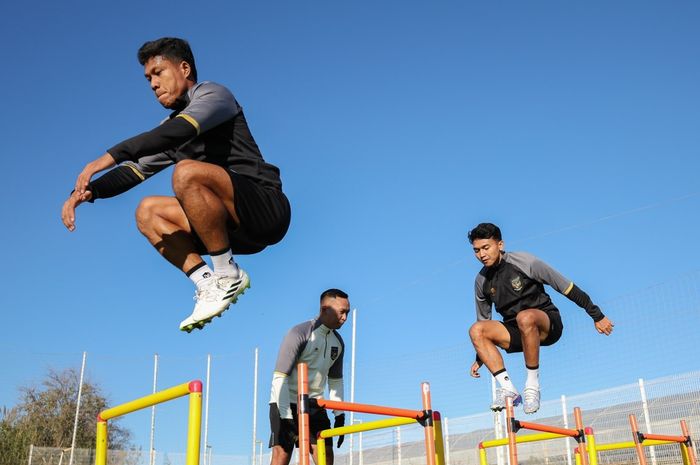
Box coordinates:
[269,289,350,465]
[468,223,614,414]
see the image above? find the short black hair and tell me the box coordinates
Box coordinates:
[137,37,198,82]
[320,289,349,302]
[468,223,502,243]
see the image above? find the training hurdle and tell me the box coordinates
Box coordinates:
[574,427,679,465]
[629,414,697,465]
[498,397,591,465]
[95,380,202,465]
[296,363,445,465]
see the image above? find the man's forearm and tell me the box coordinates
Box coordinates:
[566,284,605,321]
[87,166,144,201]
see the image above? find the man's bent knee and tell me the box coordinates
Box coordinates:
[135,197,161,233]
[469,322,488,342]
[172,160,209,195]
[516,310,539,328]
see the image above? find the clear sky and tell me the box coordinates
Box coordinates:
[1,0,700,458]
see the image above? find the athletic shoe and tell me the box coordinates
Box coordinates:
[523,387,540,414]
[179,269,251,332]
[490,388,522,412]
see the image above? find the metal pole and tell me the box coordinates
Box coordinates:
[150,354,159,465]
[639,379,658,465]
[350,308,357,465]
[204,354,212,465]
[258,439,263,465]
[68,351,87,465]
[253,348,259,465]
[396,426,402,465]
[562,395,573,465]
[27,444,34,465]
[444,417,451,465]
[492,378,505,465]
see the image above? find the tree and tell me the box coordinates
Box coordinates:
[0,368,131,465]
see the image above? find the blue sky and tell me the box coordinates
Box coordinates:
[2,0,700,457]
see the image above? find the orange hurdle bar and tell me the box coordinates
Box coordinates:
[315,399,426,420]
[629,414,697,465]
[506,397,589,465]
[298,363,310,465]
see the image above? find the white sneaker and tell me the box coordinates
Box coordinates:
[179,269,250,332]
[523,387,540,414]
[491,388,522,412]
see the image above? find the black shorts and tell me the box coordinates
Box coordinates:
[268,403,332,453]
[502,310,563,354]
[191,171,291,255]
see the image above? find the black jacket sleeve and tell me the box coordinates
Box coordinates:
[566,284,605,322]
[87,166,144,201]
[108,117,197,163]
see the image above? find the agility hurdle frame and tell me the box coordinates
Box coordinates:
[498,397,591,465]
[296,363,445,465]
[629,414,697,465]
[574,427,679,465]
[95,380,203,465]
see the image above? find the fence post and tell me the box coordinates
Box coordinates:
[396,426,402,465]
[492,378,505,465]
[639,378,658,465]
[562,395,573,465]
[444,417,451,465]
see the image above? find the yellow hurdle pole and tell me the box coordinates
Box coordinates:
[100,381,193,420]
[595,439,676,451]
[319,417,417,438]
[574,448,582,465]
[481,432,568,448]
[478,443,488,465]
[421,382,437,465]
[186,381,203,465]
[316,433,327,465]
[585,427,598,465]
[95,419,108,465]
[433,412,446,465]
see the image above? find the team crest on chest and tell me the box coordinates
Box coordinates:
[330,346,339,360]
[490,287,496,296]
[511,276,523,292]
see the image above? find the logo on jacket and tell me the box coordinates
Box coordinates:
[511,276,523,292]
[490,287,496,296]
[330,346,339,360]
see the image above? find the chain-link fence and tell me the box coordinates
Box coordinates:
[26,371,699,465]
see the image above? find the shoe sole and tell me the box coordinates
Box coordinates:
[490,396,522,412]
[181,278,251,333]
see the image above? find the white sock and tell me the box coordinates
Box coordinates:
[188,264,214,287]
[526,366,540,390]
[494,369,518,393]
[210,249,238,276]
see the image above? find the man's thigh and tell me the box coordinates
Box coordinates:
[472,320,512,350]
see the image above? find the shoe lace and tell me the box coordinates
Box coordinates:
[524,387,539,403]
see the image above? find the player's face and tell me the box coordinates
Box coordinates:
[143,56,192,109]
[320,297,351,330]
[471,238,504,267]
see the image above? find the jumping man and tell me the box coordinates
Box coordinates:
[61,38,290,332]
[467,223,614,414]
[269,289,349,465]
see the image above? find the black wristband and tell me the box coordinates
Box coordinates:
[567,284,605,322]
[88,166,144,201]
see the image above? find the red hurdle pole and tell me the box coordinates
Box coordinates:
[506,397,518,465]
[574,407,589,465]
[680,420,697,465]
[422,382,437,465]
[298,363,310,465]
[630,414,648,465]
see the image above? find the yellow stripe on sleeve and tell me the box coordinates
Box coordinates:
[563,282,574,296]
[273,371,288,377]
[176,114,201,135]
[126,164,145,181]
